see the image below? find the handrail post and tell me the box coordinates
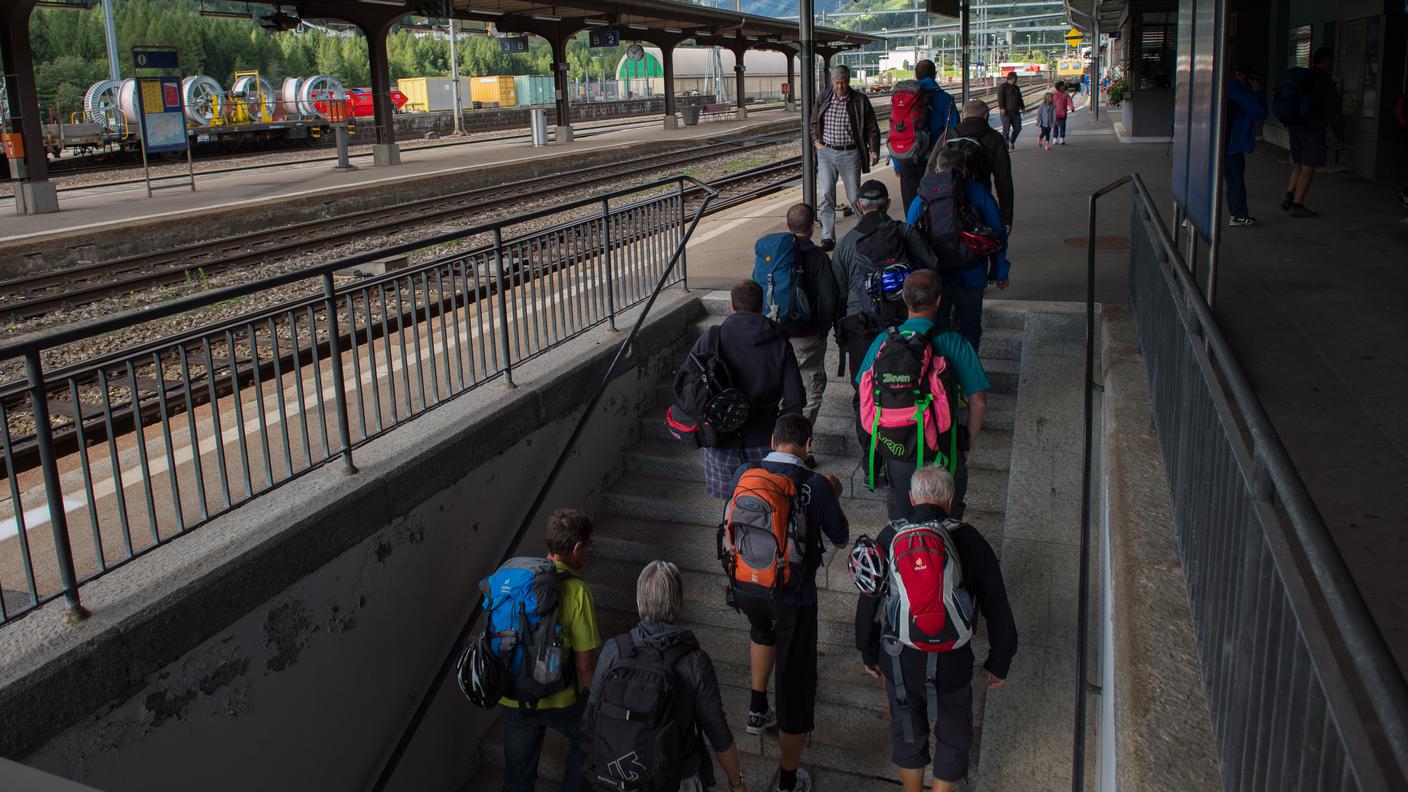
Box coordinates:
[322,273,358,475]
[677,178,689,291]
[493,228,515,388]
[24,352,90,623]
[602,198,617,331]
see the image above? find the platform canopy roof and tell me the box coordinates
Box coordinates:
[1064,0,1123,33]
[446,0,881,50]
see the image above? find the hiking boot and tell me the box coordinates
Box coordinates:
[1229,215,1256,227]
[772,767,813,792]
[821,238,835,252]
[1288,203,1319,217]
[746,708,778,735]
[1281,192,1295,211]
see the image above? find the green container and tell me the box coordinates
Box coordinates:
[514,75,556,106]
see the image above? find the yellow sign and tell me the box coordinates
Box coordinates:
[1065,28,1084,46]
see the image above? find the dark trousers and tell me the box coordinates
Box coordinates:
[500,700,586,792]
[1001,110,1022,146]
[884,659,975,781]
[1224,153,1249,218]
[936,281,985,353]
[1055,116,1068,139]
[897,156,926,217]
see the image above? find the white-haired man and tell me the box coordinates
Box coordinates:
[854,467,1018,792]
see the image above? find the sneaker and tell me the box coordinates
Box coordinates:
[840,205,854,217]
[1281,192,1295,211]
[821,238,835,252]
[746,708,778,735]
[772,767,813,792]
[1288,204,1319,217]
[1395,189,1408,209]
[1229,216,1256,227]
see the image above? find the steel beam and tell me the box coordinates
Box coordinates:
[800,0,818,208]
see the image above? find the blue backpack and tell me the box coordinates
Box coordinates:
[753,232,813,334]
[1273,67,1314,125]
[479,557,573,707]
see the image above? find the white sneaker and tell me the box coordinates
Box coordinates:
[772,767,813,792]
[746,708,777,735]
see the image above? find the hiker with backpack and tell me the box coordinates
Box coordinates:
[850,466,1017,792]
[853,270,990,520]
[1224,65,1267,227]
[753,204,845,424]
[810,65,882,251]
[689,281,805,500]
[831,179,938,382]
[720,413,849,792]
[462,509,600,792]
[1276,47,1343,217]
[945,99,1014,232]
[583,560,747,792]
[891,59,962,211]
[996,72,1026,151]
[906,141,1011,352]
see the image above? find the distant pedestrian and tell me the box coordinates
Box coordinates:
[1278,47,1343,217]
[1036,92,1056,151]
[853,466,1018,792]
[853,271,990,519]
[811,65,882,250]
[721,414,849,792]
[893,59,962,211]
[907,143,1012,352]
[694,281,804,499]
[1224,65,1267,226]
[831,180,938,380]
[947,99,1014,232]
[997,72,1026,150]
[753,204,845,426]
[497,509,601,792]
[584,560,748,792]
[1052,81,1075,144]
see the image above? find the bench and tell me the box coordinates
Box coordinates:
[699,103,737,121]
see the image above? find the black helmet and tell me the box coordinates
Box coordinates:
[457,633,510,709]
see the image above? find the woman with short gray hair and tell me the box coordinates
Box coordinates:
[586,560,747,792]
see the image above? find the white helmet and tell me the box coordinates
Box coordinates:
[848,535,889,596]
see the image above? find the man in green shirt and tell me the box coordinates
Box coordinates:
[499,509,601,792]
[854,270,989,519]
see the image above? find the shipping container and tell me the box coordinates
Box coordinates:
[513,75,555,106]
[396,77,471,113]
[470,76,517,108]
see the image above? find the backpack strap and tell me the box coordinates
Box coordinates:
[889,651,917,744]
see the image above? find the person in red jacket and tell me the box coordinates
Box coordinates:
[1052,81,1076,145]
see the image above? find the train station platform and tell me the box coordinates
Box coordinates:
[0,104,796,271]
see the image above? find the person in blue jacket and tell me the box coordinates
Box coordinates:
[1225,65,1267,226]
[903,144,1011,353]
[894,59,963,211]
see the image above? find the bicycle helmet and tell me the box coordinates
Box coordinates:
[848,535,889,596]
[704,388,751,433]
[865,261,914,304]
[960,229,1002,257]
[457,633,509,709]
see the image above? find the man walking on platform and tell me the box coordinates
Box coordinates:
[997,72,1026,150]
[895,59,962,211]
[949,99,1015,232]
[811,65,881,251]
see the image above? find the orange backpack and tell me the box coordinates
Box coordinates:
[720,468,809,599]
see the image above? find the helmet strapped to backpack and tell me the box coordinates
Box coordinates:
[754,232,814,335]
[849,221,917,328]
[719,468,809,601]
[456,632,510,709]
[583,634,697,792]
[889,79,933,162]
[665,326,751,448]
[858,327,959,490]
[848,534,889,597]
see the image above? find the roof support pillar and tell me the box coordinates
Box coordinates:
[550,28,574,143]
[661,43,679,129]
[732,35,748,119]
[2,1,58,214]
[785,50,796,111]
[960,0,971,104]
[800,0,818,208]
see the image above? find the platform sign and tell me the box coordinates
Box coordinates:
[925,0,959,17]
[136,76,188,154]
[132,49,180,70]
[499,36,529,54]
[588,28,621,48]
[1065,29,1084,47]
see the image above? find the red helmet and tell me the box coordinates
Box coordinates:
[960,229,1002,257]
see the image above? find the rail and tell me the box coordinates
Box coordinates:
[366,174,719,792]
[0,175,703,626]
[1074,173,1408,791]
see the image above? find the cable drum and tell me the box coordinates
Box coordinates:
[230,74,276,120]
[297,75,346,118]
[279,76,303,118]
[181,76,224,125]
[83,79,124,131]
[116,78,141,125]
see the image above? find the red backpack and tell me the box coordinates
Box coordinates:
[888,80,933,162]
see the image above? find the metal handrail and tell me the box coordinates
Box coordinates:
[365,177,719,792]
[1075,172,1408,789]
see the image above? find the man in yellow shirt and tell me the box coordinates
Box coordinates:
[499,509,601,792]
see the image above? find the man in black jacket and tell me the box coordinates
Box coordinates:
[810,64,882,250]
[768,203,845,424]
[945,99,1015,231]
[1283,47,1344,217]
[855,466,1017,792]
[695,281,805,500]
[996,72,1026,150]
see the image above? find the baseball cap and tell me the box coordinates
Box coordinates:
[857,180,888,201]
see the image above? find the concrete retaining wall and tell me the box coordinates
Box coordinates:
[0,291,702,792]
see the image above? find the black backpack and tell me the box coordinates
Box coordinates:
[850,220,917,328]
[917,170,987,272]
[583,634,697,792]
[665,326,750,448]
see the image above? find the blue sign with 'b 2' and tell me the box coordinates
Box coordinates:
[588,29,620,48]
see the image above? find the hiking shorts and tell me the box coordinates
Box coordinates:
[883,661,974,781]
[1289,128,1327,167]
[736,596,819,734]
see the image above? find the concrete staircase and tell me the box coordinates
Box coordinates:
[469,293,1071,791]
